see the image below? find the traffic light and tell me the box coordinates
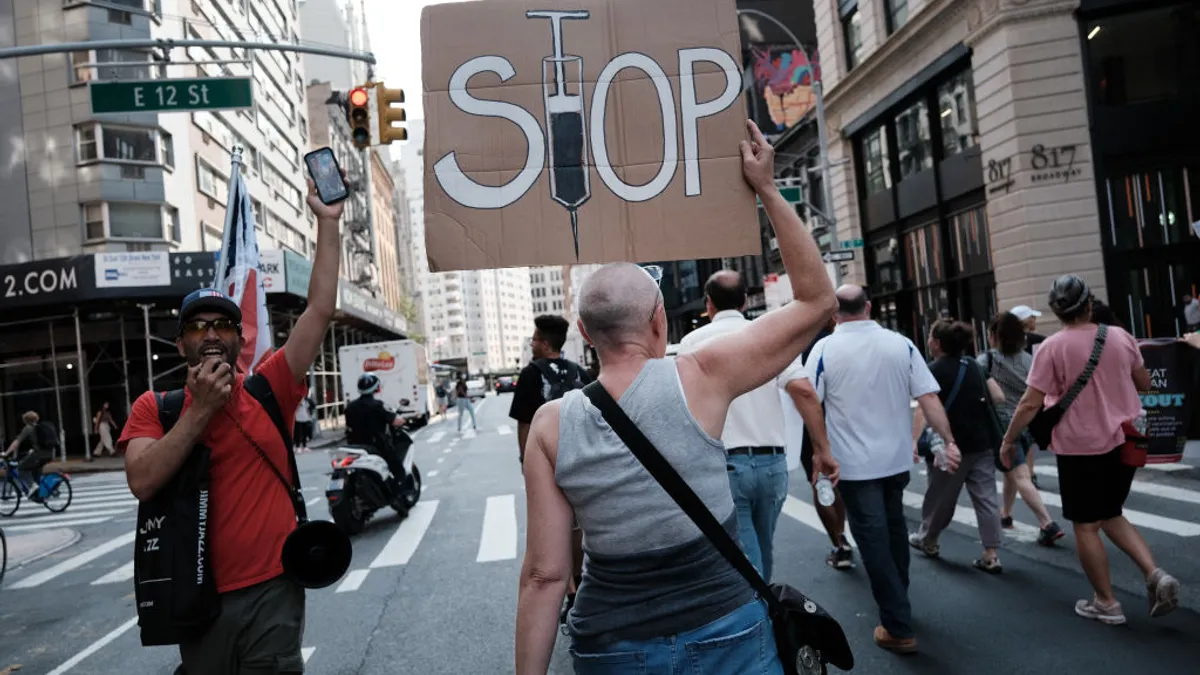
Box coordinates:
[376,86,408,144]
[348,85,372,149]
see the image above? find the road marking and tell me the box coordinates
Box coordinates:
[903,491,1041,543]
[66,488,134,500]
[781,495,857,547]
[92,561,134,585]
[437,457,445,464]
[369,500,439,568]
[1142,463,1192,472]
[11,531,136,589]
[45,615,138,675]
[4,507,132,525]
[302,647,315,663]
[336,568,369,593]
[477,494,518,562]
[427,431,446,444]
[443,448,452,454]
[1016,484,1200,536]
[498,425,512,435]
[3,516,114,533]
[306,496,323,507]
[1033,465,1200,505]
[427,470,439,477]
[66,495,138,507]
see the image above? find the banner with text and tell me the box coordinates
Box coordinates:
[1137,339,1197,463]
[420,0,760,271]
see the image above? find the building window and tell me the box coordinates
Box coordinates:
[937,71,979,157]
[75,124,172,167]
[1084,5,1200,107]
[843,8,863,70]
[81,201,177,241]
[861,125,892,194]
[69,48,152,84]
[196,159,228,201]
[948,206,992,277]
[894,99,933,178]
[885,0,909,35]
[903,221,944,290]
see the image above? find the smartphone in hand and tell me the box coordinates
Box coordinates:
[303,147,349,205]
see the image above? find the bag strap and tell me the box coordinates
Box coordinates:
[944,360,969,410]
[155,389,187,434]
[237,374,308,524]
[582,382,785,617]
[1059,324,1108,411]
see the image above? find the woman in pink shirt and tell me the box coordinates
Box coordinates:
[999,275,1179,626]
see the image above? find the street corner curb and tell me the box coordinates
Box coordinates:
[11,528,83,570]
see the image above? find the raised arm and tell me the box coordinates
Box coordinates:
[681,121,836,403]
[283,173,345,384]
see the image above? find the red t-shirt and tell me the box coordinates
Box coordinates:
[119,348,306,593]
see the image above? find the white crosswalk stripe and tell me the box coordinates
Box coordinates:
[1,481,137,532]
[426,431,446,444]
[11,532,135,589]
[91,561,134,586]
[497,425,512,435]
[477,494,518,562]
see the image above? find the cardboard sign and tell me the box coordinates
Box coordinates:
[421,0,760,272]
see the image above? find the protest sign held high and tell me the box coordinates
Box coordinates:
[421,0,760,272]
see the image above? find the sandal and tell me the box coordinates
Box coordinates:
[973,557,1003,574]
[907,532,939,557]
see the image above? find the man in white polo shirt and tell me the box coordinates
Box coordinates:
[679,270,838,582]
[803,284,959,655]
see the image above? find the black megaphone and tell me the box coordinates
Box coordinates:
[281,520,353,589]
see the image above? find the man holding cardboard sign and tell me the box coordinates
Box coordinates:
[421,0,761,272]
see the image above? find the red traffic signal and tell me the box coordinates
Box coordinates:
[349,87,369,107]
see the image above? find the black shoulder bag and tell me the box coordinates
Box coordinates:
[134,388,218,647]
[583,382,854,674]
[1027,324,1107,449]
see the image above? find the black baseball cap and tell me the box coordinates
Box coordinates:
[178,288,242,334]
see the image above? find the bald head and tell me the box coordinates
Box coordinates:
[835,284,869,317]
[578,263,662,349]
[704,270,745,312]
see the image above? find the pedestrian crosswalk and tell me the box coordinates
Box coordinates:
[0,475,136,533]
[6,468,1199,593]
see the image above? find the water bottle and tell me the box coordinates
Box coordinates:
[930,432,949,471]
[815,474,836,507]
[1133,408,1148,436]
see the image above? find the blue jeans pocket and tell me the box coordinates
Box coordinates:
[684,617,773,675]
[569,648,647,675]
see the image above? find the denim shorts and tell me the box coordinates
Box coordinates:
[569,599,783,675]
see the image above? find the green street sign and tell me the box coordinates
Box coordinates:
[89,77,253,114]
[841,239,865,249]
[757,186,803,207]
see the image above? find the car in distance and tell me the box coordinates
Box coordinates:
[495,376,517,393]
[466,378,487,399]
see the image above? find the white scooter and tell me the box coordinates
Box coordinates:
[326,426,422,535]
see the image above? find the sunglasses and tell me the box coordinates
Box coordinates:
[641,265,664,285]
[180,318,240,337]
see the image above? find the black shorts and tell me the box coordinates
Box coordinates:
[1055,446,1135,524]
[800,428,814,483]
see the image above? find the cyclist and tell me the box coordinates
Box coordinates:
[2,411,56,501]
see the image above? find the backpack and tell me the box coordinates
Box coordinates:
[33,421,60,451]
[134,373,291,646]
[532,358,586,402]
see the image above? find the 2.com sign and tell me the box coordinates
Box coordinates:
[1,257,83,310]
[420,0,761,272]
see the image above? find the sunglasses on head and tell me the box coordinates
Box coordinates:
[641,265,664,285]
[180,318,240,337]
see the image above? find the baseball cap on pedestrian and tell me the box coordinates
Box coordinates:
[1009,305,1042,321]
[178,288,242,334]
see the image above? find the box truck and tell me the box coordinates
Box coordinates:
[339,340,433,428]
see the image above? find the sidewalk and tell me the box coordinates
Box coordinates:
[45,456,125,475]
[4,528,80,569]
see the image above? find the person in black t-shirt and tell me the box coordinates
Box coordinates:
[910,319,1007,574]
[345,373,408,484]
[509,314,592,463]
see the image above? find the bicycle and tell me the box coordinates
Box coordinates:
[0,461,73,517]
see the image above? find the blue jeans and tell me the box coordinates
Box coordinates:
[838,471,913,639]
[726,452,788,582]
[569,599,783,675]
[455,397,476,430]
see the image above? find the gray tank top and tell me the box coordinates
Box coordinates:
[555,358,752,644]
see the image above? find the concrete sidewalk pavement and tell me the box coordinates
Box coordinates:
[4,528,81,570]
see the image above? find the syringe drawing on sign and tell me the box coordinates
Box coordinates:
[527,9,591,260]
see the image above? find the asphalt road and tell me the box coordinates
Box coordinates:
[2,392,1198,674]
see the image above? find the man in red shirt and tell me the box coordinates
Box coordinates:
[120,174,345,673]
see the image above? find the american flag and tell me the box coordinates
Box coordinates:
[214,149,273,374]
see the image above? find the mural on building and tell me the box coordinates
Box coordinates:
[751,46,821,133]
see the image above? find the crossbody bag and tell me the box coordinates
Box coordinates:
[1027,324,1108,449]
[583,382,854,675]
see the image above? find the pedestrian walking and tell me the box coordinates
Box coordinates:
[1001,275,1180,626]
[785,318,854,570]
[1180,292,1199,332]
[294,396,315,453]
[909,319,1006,573]
[435,381,448,416]
[455,375,477,432]
[802,285,960,654]
[678,270,838,582]
[515,119,837,674]
[980,312,1063,544]
[119,170,346,673]
[92,402,117,457]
